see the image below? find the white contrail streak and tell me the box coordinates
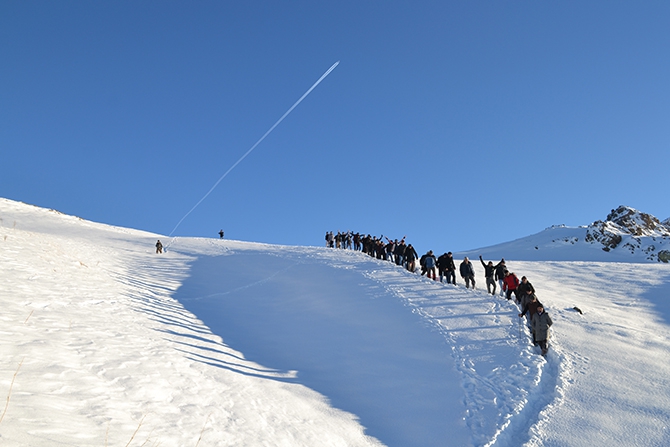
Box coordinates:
[167,61,340,239]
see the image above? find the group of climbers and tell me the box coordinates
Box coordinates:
[331,232,553,356]
[477,255,553,356]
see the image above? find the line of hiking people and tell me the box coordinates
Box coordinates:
[325,231,553,356]
[324,232,483,288]
[475,256,551,354]
[325,231,425,272]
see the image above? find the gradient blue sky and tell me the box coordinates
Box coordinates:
[2,1,669,254]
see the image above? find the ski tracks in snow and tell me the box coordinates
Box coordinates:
[324,253,569,447]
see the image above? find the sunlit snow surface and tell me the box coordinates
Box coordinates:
[1,198,669,446]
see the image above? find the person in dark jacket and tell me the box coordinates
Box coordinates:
[531,305,553,356]
[479,256,497,295]
[494,259,507,296]
[438,252,457,284]
[520,293,543,347]
[437,253,446,281]
[353,232,361,251]
[394,240,407,267]
[519,293,543,329]
[362,234,372,255]
[405,244,419,272]
[460,257,476,289]
[385,238,396,263]
[376,238,385,259]
[155,240,163,254]
[517,276,535,298]
[445,252,457,284]
[518,287,535,312]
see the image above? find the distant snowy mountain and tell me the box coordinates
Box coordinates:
[459,205,670,263]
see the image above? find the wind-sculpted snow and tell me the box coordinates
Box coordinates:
[171,246,469,446]
[354,261,560,446]
[0,201,383,447]
[167,243,576,446]
[2,197,670,446]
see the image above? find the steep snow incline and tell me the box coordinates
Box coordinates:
[168,241,471,447]
[509,261,670,447]
[167,241,565,446]
[357,265,554,447]
[0,201,384,447]
[2,198,670,447]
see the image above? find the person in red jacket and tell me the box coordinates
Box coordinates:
[502,270,520,301]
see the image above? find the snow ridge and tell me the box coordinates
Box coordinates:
[355,260,563,447]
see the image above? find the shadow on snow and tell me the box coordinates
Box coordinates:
[169,251,466,447]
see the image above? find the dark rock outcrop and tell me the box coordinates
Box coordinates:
[585,206,670,260]
[606,206,670,237]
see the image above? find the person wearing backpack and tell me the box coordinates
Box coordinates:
[419,252,428,275]
[502,270,520,301]
[422,250,437,280]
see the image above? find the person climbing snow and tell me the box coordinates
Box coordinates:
[405,244,419,272]
[460,257,476,289]
[479,255,497,295]
[495,259,507,296]
[502,270,520,301]
[531,305,553,356]
[155,240,163,254]
[422,250,437,280]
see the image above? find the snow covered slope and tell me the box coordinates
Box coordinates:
[2,198,670,446]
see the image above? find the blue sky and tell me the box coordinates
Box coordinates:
[2,1,669,254]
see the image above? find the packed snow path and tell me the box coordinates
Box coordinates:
[2,198,670,446]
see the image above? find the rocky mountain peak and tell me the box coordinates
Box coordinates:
[605,205,670,237]
[585,205,670,260]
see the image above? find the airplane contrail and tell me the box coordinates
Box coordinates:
[167,61,340,240]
